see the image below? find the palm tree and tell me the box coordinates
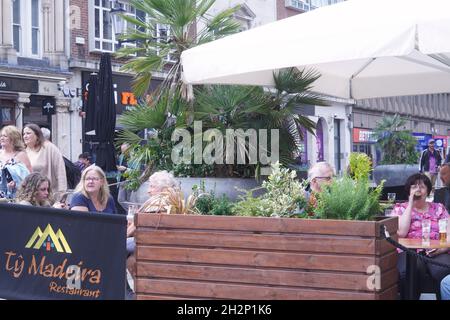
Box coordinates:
[374,114,419,164]
[115,0,242,98]
[193,68,328,176]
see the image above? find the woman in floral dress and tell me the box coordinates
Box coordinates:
[391,173,450,299]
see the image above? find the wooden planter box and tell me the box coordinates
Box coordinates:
[134,214,398,300]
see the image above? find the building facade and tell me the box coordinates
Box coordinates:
[0,0,73,157]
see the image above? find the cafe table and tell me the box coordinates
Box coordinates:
[399,238,450,300]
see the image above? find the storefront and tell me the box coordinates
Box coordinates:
[352,127,379,165]
[0,76,39,128]
[80,71,163,152]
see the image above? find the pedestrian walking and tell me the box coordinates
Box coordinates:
[420,138,442,194]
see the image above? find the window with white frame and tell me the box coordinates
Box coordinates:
[90,0,143,53]
[155,23,176,62]
[12,0,41,57]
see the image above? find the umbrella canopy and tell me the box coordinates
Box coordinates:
[181,0,450,99]
[94,53,117,172]
[85,73,98,136]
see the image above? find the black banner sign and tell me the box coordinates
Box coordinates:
[0,76,39,93]
[0,203,126,300]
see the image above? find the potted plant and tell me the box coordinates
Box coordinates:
[372,114,420,200]
[133,162,398,300]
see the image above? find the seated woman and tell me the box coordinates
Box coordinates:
[70,165,117,214]
[390,173,450,299]
[126,170,181,293]
[15,172,66,209]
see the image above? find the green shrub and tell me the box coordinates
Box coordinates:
[191,181,234,216]
[348,152,372,181]
[314,176,384,221]
[232,162,308,217]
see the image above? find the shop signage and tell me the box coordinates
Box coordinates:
[432,135,448,156]
[0,204,126,300]
[0,76,39,93]
[81,72,162,115]
[353,128,377,143]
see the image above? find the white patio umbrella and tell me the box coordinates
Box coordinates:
[181,0,450,99]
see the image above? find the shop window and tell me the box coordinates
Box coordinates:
[0,100,16,126]
[23,95,52,129]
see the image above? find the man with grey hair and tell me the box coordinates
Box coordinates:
[308,161,335,193]
[41,127,51,141]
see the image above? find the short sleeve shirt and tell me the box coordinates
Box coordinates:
[70,192,117,214]
[391,202,449,239]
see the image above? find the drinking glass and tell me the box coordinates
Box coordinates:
[422,219,431,246]
[439,219,447,243]
[127,205,138,223]
[387,193,396,202]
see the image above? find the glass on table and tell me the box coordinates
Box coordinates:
[422,219,431,246]
[127,204,138,223]
[438,218,447,243]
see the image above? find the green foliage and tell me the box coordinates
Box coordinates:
[314,176,384,221]
[348,152,372,181]
[193,68,328,173]
[232,162,308,217]
[116,0,242,97]
[374,114,419,164]
[116,0,328,184]
[191,181,234,215]
[232,190,269,217]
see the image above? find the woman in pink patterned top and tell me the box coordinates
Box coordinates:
[391,173,450,299]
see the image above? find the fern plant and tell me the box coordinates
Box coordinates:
[314,176,384,221]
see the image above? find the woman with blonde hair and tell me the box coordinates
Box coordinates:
[70,165,117,214]
[0,125,32,198]
[15,172,66,208]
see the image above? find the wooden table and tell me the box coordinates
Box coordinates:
[399,238,450,249]
[399,238,450,300]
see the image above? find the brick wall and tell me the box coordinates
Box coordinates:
[276,0,303,20]
[69,0,128,64]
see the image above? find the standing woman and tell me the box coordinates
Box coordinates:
[22,123,67,194]
[0,125,32,198]
[70,165,117,214]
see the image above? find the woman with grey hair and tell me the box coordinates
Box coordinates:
[126,170,180,292]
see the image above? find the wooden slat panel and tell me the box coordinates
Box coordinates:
[135,279,377,300]
[136,230,377,254]
[379,268,398,292]
[376,251,398,271]
[376,236,398,255]
[136,246,376,272]
[136,214,397,237]
[136,262,397,292]
[377,285,399,300]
